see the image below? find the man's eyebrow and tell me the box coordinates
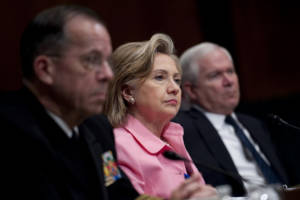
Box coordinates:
[86,50,103,56]
[79,50,104,62]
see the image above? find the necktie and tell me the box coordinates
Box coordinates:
[225,115,282,184]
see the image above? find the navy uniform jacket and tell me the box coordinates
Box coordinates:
[1,88,138,200]
[173,107,289,196]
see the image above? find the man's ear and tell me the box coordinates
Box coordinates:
[33,55,55,85]
[121,84,135,103]
[183,81,197,101]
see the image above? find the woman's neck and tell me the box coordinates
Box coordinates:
[130,112,170,138]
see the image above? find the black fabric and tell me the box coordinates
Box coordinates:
[1,88,138,200]
[173,107,289,197]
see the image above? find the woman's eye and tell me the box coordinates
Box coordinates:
[154,75,164,80]
[174,78,181,85]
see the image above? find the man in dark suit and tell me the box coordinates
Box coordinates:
[173,42,289,196]
[1,5,139,200]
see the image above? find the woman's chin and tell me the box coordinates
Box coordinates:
[159,111,178,121]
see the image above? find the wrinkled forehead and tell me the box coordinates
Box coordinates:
[198,49,233,71]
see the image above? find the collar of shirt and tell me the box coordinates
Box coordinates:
[122,114,184,154]
[192,104,226,130]
[191,104,241,131]
[47,111,79,138]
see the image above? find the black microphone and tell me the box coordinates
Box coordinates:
[163,150,248,184]
[268,114,300,131]
[163,150,288,197]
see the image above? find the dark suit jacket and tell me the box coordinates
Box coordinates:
[173,107,289,196]
[1,88,138,200]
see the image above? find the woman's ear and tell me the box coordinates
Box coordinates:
[33,55,55,85]
[122,85,135,105]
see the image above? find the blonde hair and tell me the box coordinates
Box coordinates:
[104,33,180,127]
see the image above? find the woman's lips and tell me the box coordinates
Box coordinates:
[165,99,178,105]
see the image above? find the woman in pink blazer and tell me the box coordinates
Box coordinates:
[105,33,216,200]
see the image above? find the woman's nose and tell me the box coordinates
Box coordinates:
[167,80,180,95]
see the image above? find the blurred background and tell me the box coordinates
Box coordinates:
[1,0,300,123]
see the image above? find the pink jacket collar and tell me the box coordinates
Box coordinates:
[122,115,184,154]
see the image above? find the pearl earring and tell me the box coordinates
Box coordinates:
[129,97,135,104]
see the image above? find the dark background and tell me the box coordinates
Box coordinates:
[1,0,300,124]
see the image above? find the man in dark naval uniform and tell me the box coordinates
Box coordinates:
[1,5,138,200]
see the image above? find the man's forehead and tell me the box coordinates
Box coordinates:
[198,51,233,69]
[63,15,111,54]
[65,15,109,40]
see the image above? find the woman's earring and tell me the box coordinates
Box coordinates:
[129,97,135,104]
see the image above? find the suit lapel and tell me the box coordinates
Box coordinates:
[189,108,240,175]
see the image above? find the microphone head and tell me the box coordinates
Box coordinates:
[268,113,300,131]
[268,113,279,121]
[162,150,188,162]
[267,113,282,126]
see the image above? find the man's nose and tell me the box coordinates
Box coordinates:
[223,74,233,86]
[96,62,114,81]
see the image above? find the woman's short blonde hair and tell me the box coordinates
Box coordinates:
[104,33,181,127]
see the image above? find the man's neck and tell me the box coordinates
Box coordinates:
[191,104,234,116]
[24,79,83,129]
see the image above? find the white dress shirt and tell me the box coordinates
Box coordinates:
[193,105,267,190]
[47,111,79,138]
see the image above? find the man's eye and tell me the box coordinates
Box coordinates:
[86,56,101,64]
[107,57,113,68]
[208,72,219,79]
[227,69,235,74]
[82,55,104,71]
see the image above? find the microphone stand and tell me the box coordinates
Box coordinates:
[269,114,300,132]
